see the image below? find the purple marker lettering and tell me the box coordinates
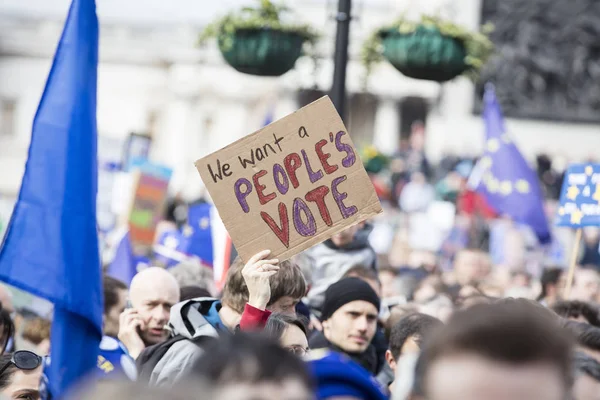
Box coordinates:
[273,163,290,195]
[234,178,253,213]
[335,131,356,168]
[332,176,358,218]
[293,197,317,237]
[301,149,324,183]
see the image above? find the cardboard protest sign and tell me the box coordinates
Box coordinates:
[195,96,382,262]
[556,164,600,227]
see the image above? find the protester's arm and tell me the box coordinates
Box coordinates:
[239,250,279,330]
[239,304,272,330]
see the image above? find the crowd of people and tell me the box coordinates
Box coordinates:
[0,220,598,399]
[0,131,599,400]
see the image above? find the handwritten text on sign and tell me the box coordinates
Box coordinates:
[195,96,382,262]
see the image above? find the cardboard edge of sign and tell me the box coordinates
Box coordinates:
[191,95,384,262]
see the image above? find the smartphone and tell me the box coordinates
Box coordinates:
[125,298,143,335]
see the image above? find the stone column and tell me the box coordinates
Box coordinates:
[152,96,195,194]
[373,97,400,155]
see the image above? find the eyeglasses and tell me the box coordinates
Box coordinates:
[0,351,43,376]
[286,345,309,357]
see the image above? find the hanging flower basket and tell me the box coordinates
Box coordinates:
[218,28,306,77]
[200,0,318,77]
[380,25,468,82]
[362,16,494,83]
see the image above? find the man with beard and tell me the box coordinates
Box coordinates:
[309,278,381,375]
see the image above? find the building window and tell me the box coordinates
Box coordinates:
[0,99,16,137]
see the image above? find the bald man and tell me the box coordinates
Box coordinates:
[118,267,180,359]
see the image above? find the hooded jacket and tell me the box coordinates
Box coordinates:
[305,225,377,311]
[136,297,223,387]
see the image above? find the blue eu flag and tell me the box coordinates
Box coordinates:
[154,204,214,267]
[470,85,551,244]
[0,0,102,397]
[181,203,214,264]
[106,230,136,286]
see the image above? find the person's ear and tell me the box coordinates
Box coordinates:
[386,349,397,371]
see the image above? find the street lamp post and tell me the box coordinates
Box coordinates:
[329,0,352,122]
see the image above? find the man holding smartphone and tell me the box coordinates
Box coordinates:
[118,267,180,359]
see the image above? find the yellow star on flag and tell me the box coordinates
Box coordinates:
[515,179,530,193]
[570,208,584,225]
[586,165,594,176]
[500,181,513,196]
[593,185,600,204]
[182,225,194,237]
[558,207,565,216]
[566,185,580,201]
[486,138,500,153]
[479,156,492,170]
[485,174,499,193]
[199,217,210,230]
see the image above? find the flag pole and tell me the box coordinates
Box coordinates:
[564,228,582,299]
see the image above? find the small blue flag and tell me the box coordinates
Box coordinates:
[555,164,600,227]
[154,229,187,268]
[181,203,214,264]
[153,204,214,267]
[0,0,102,397]
[106,230,136,286]
[470,85,551,244]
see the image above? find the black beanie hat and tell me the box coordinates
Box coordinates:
[321,277,380,321]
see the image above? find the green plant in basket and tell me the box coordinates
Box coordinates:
[199,0,320,76]
[361,15,494,82]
